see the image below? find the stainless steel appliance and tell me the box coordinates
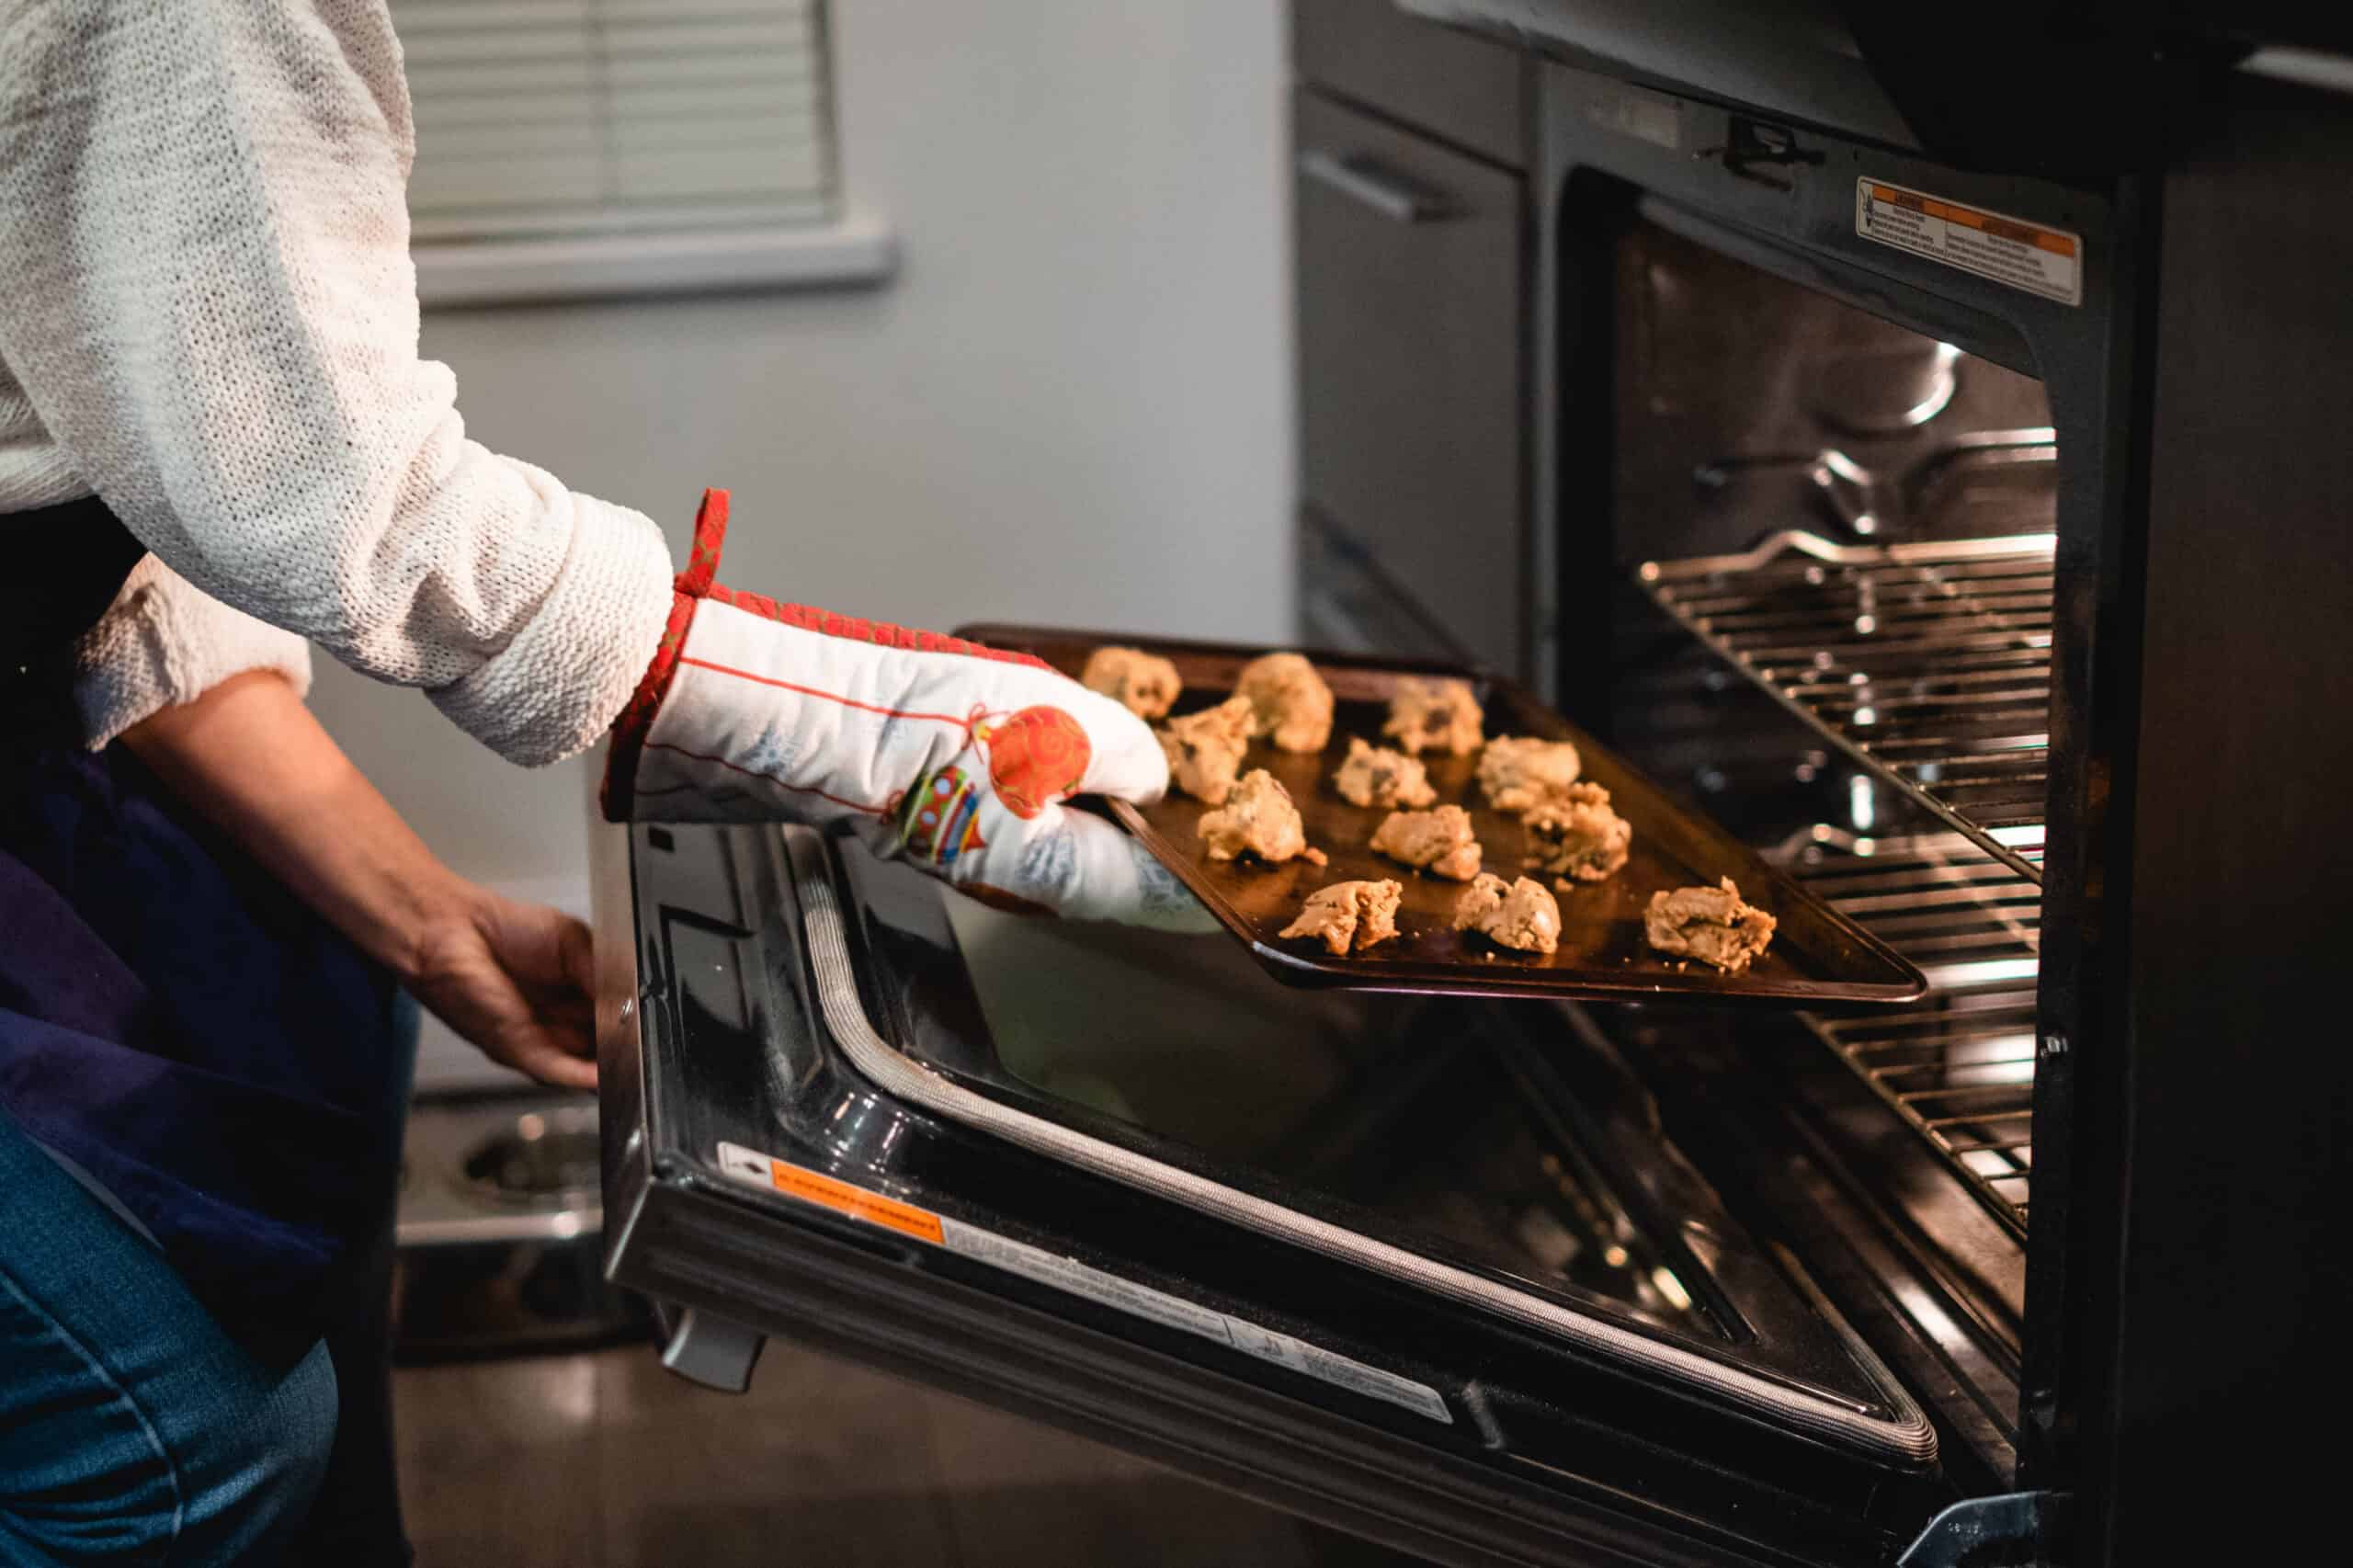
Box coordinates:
[393,1096,646,1358]
[593,6,2353,1562]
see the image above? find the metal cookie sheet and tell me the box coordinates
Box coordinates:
[959,627,1927,1008]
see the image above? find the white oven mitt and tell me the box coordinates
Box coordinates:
[602,492,1208,930]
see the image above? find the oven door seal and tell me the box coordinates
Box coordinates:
[778,825,1938,1466]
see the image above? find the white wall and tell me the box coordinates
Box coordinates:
[312,0,1293,912]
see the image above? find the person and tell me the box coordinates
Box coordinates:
[0,2,1192,1562]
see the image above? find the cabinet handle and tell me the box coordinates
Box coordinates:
[1297,150,1453,223]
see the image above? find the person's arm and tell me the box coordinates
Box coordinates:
[0,4,1184,926]
[0,0,672,766]
[122,670,597,1091]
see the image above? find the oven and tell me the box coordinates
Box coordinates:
[593,7,2353,1564]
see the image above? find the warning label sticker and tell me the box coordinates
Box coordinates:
[1856,178,2082,306]
[716,1142,1452,1425]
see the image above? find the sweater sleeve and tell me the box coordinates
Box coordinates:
[71,556,314,749]
[0,0,675,766]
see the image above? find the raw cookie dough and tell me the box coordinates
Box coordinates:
[1081,646,1183,720]
[1382,677,1484,756]
[1451,873,1562,956]
[1198,768,1326,867]
[1523,782,1632,885]
[1157,696,1255,806]
[1235,653,1336,753]
[1279,880,1404,956]
[1477,735,1583,812]
[1370,804,1483,881]
[1644,878,1778,973]
[1332,737,1438,810]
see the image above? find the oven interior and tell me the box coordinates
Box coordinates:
[1591,211,2053,1256]
[860,210,2059,1483]
[939,899,1716,1337]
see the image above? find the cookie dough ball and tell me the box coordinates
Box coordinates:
[1382,677,1484,757]
[1279,879,1404,955]
[1451,873,1562,955]
[1476,735,1582,812]
[1523,782,1631,885]
[1082,646,1183,720]
[1157,696,1254,805]
[1644,878,1777,972]
[1236,653,1336,754]
[1198,768,1325,866]
[1332,737,1437,810]
[1370,804,1483,881]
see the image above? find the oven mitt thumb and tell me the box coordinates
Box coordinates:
[601,491,1212,932]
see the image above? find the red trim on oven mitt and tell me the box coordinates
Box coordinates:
[600,488,1052,820]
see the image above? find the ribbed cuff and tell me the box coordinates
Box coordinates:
[71,556,315,748]
[428,493,677,767]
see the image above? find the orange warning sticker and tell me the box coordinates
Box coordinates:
[712,1142,1454,1422]
[1856,178,2082,306]
[753,1154,945,1244]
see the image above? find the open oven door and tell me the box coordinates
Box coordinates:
[594,817,1953,1568]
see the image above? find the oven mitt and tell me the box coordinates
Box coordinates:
[601,491,1210,931]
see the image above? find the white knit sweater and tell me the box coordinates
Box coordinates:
[0,0,676,760]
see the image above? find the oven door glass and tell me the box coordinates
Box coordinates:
[599,821,1951,1567]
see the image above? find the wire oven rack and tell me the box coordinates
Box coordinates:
[1640,532,2055,883]
[1775,827,2039,1238]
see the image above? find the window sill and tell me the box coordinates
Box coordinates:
[414,210,898,309]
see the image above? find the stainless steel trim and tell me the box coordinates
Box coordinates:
[1898,1490,2067,1567]
[396,1209,602,1248]
[2238,45,2353,98]
[775,827,1938,1465]
[590,810,658,1284]
[1297,149,1451,223]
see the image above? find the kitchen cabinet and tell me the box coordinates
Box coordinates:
[1291,1,1535,678]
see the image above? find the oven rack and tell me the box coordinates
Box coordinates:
[1778,827,2038,1238]
[1639,531,2054,883]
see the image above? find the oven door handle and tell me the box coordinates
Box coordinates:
[1296,149,1455,223]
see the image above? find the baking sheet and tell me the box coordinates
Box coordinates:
[960,627,1927,1007]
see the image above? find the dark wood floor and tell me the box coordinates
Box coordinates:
[394,1339,1430,1567]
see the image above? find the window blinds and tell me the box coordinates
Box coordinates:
[393,0,838,244]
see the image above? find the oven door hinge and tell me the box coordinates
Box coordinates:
[1898,1490,2072,1568]
[653,1299,767,1394]
[1698,117,1827,191]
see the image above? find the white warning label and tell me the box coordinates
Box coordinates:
[715,1142,1453,1425]
[1856,178,2082,306]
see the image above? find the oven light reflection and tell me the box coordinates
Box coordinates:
[534,1358,598,1428]
[1923,957,2040,988]
[1947,1033,2037,1086]
[1849,775,1877,831]
[1650,1267,1694,1312]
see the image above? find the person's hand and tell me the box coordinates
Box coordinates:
[600,490,1209,931]
[406,890,598,1091]
[123,672,610,1086]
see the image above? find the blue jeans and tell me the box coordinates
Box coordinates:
[0,1109,338,1565]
